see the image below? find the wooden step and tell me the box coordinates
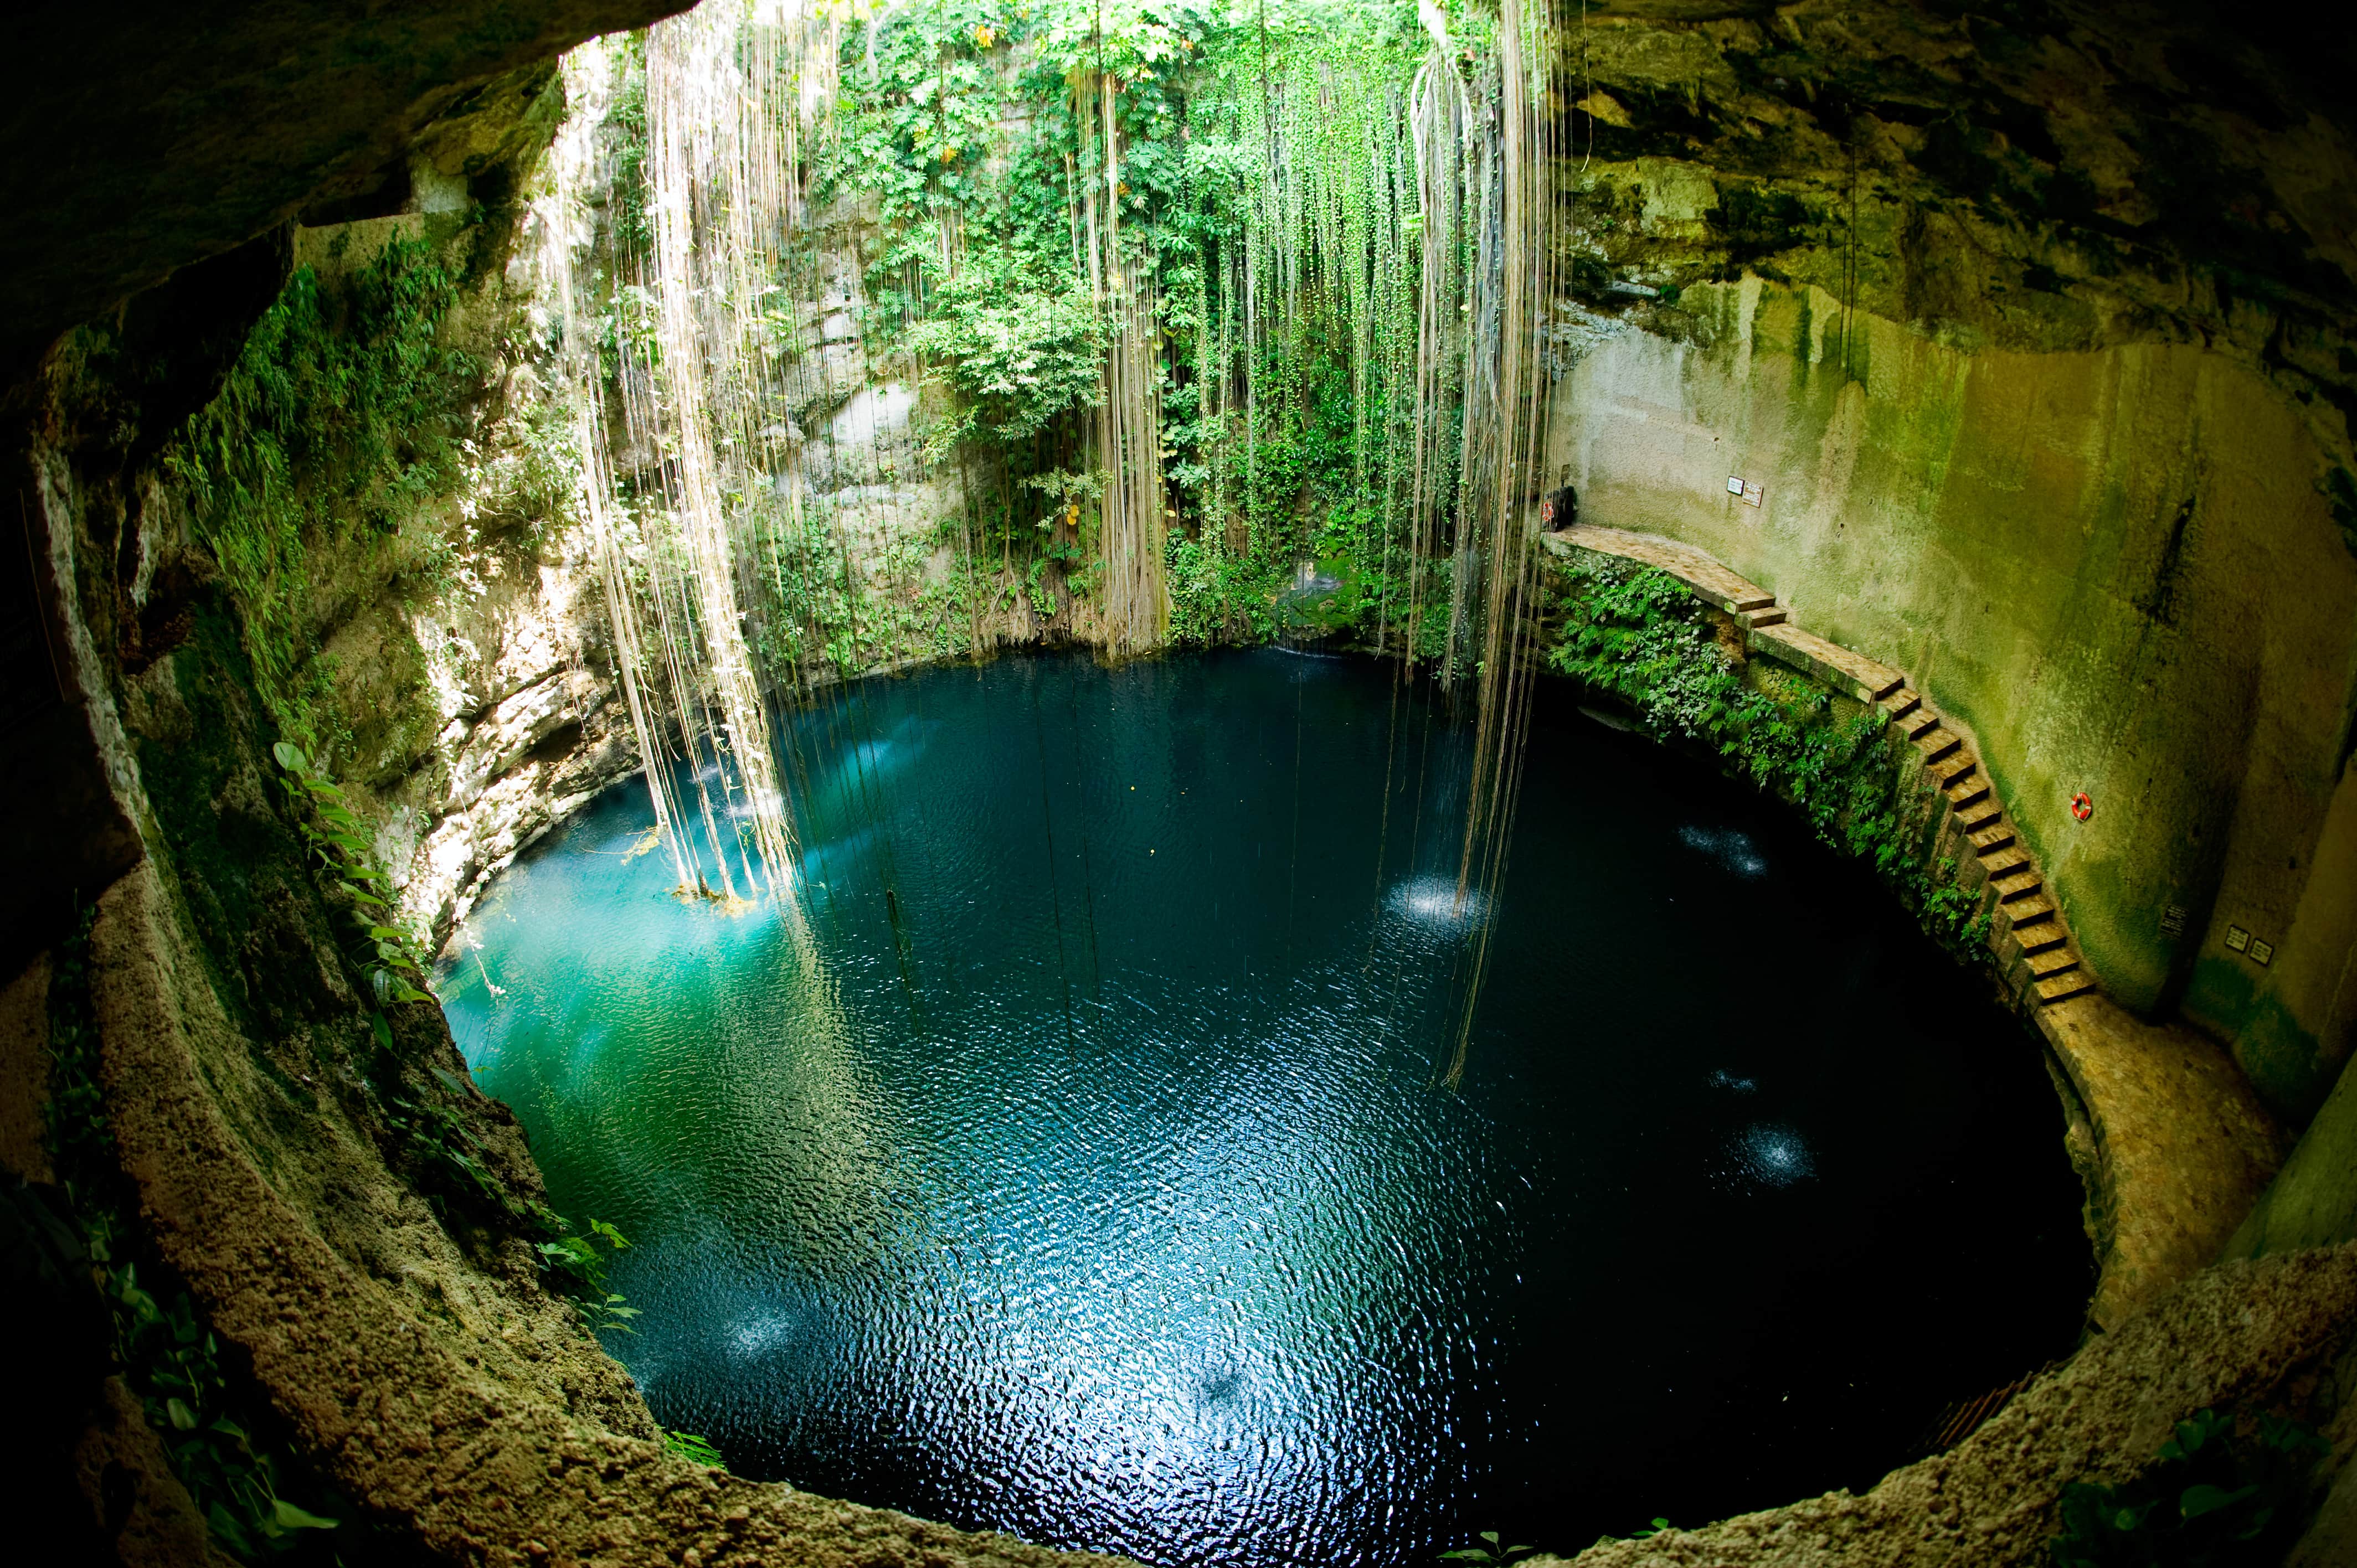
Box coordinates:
[1929,753,1979,788]
[1978,845,2031,878]
[1881,688,1923,722]
[2026,946,2080,978]
[1917,729,1964,764]
[2013,921,2068,956]
[2037,972,2096,1004]
[1953,797,2003,830]
[1993,870,2045,903]
[1967,822,2015,853]
[1947,777,1991,811]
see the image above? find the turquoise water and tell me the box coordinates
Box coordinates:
[444,650,2088,1565]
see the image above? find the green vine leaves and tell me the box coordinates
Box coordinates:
[271,740,435,1028]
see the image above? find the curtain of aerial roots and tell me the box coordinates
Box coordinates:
[1208,15,1554,1084]
[1441,0,1560,1087]
[1080,64,1169,651]
[589,3,844,909]
[529,47,698,897]
[1223,48,1421,641]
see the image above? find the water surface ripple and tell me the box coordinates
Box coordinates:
[445,651,2087,1566]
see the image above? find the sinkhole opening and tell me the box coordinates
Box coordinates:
[442,649,2090,1567]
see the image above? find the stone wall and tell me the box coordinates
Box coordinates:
[1530,0,2357,1162]
[1546,278,2357,1125]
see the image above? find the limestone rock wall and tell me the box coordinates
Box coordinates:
[1548,283,2357,1118]
[1554,1244,2357,1568]
[1538,0,2357,1133]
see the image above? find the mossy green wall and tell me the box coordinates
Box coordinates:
[2227,1053,2357,1260]
[1551,277,2357,1121]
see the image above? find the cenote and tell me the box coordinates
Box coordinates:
[444,649,2089,1566]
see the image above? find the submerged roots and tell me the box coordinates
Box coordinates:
[677,879,761,917]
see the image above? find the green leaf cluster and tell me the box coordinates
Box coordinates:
[664,1428,727,1468]
[43,912,350,1564]
[261,742,537,1223]
[269,740,434,1013]
[1441,1530,1536,1565]
[167,238,477,755]
[740,498,978,677]
[908,256,1105,450]
[1548,560,1991,956]
[2051,1406,2329,1567]
[533,1213,643,1337]
[112,1269,343,1557]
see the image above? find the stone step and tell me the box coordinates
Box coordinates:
[2026,945,2080,978]
[1899,707,1942,740]
[1881,688,1922,722]
[1993,870,2045,902]
[2005,894,2057,926]
[1917,729,1964,764]
[1947,776,1992,811]
[1749,621,1908,703]
[1929,753,1979,789]
[1555,527,1778,615]
[1745,605,1788,628]
[1979,845,2030,878]
[1967,822,2016,853]
[2013,921,2068,956]
[2036,972,2096,1004]
[1954,796,2003,830]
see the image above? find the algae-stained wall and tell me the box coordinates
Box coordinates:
[1551,277,2357,1115]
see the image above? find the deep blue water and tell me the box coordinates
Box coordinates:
[443,649,2089,1566]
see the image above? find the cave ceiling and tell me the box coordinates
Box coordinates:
[0,0,694,383]
[1541,0,2357,456]
[2,1,2351,436]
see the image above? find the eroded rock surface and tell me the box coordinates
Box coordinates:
[1557,1245,2357,1567]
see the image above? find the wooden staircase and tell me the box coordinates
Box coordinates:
[1546,525,2094,1008]
[1878,686,2093,1004]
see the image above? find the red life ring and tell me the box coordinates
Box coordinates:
[2070,792,2093,822]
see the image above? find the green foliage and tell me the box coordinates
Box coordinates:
[383,1064,512,1211]
[267,741,434,1012]
[534,1214,642,1337]
[44,911,349,1564]
[607,41,656,262]
[664,1429,727,1468]
[259,742,533,1226]
[1440,1531,1536,1565]
[908,255,1105,453]
[782,2,1434,653]
[111,1271,343,1558]
[1549,561,1990,956]
[2050,1407,2330,1567]
[1166,528,1278,643]
[742,499,976,677]
[168,238,478,756]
